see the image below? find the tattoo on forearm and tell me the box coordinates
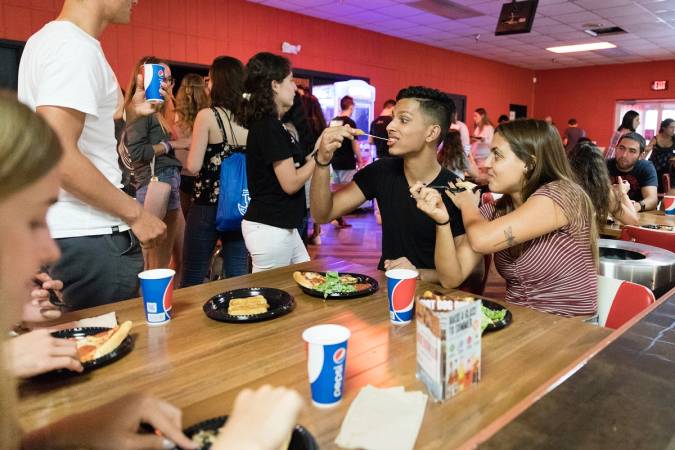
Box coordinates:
[498,226,516,248]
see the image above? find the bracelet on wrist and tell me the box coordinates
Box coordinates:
[434,218,451,226]
[160,141,171,155]
[313,151,331,167]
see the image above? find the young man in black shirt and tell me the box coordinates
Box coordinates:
[311,86,471,285]
[369,99,396,159]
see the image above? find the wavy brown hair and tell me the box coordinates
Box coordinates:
[0,92,62,450]
[474,107,494,133]
[569,141,622,228]
[240,52,291,128]
[493,119,598,266]
[174,73,209,131]
[437,129,466,173]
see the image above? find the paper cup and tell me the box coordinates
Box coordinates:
[663,195,675,215]
[385,269,418,325]
[302,324,350,408]
[138,269,174,326]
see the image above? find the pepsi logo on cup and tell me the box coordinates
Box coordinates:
[333,347,346,364]
[664,195,675,215]
[386,269,418,325]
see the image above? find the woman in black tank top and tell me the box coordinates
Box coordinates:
[181,56,249,287]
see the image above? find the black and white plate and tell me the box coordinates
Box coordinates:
[203,287,295,323]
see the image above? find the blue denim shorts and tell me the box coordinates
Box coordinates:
[136,166,181,211]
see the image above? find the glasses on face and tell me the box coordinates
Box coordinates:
[165,76,174,84]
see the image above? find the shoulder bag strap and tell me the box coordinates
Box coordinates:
[211,107,228,144]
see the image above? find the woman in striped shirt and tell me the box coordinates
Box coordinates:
[411,119,598,317]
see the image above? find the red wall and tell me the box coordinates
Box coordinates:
[534,61,675,147]
[0,0,533,123]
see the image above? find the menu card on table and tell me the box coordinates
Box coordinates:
[415,297,481,401]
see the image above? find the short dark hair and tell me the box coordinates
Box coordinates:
[618,132,646,152]
[396,86,456,145]
[340,95,354,111]
[568,118,577,125]
[498,114,509,124]
[383,99,396,109]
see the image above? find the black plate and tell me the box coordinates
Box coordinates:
[176,416,318,450]
[642,224,675,231]
[50,326,134,373]
[203,287,295,323]
[481,299,512,334]
[297,271,379,300]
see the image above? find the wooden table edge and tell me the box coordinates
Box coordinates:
[458,284,675,450]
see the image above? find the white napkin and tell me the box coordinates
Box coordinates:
[335,385,428,450]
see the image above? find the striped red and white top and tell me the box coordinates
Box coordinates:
[479,180,597,317]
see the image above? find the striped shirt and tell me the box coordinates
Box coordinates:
[480,180,597,317]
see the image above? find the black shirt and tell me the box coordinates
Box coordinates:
[353,158,465,270]
[607,158,658,202]
[330,116,358,170]
[244,116,306,229]
[370,115,393,158]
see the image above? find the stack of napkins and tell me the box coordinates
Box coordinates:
[335,385,428,450]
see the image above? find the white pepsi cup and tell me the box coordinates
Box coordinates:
[138,268,174,326]
[302,324,350,408]
[143,63,165,104]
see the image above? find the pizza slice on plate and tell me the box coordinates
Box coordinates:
[70,321,133,363]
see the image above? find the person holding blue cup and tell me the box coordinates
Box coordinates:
[138,268,175,325]
[302,324,350,408]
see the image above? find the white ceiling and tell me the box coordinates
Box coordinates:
[246,0,675,70]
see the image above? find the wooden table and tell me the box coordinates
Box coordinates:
[600,210,675,238]
[18,258,611,449]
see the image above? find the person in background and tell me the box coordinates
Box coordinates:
[471,108,494,184]
[471,107,494,145]
[240,52,320,272]
[569,141,639,227]
[644,118,675,194]
[182,56,249,286]
[330,95,364,228]
[449,110,471,156]
[174,73,210,219]
[124,57,189,271]
[438,129,479,180]
[299,87,327,244]
[17,0,166,310]
[606,110,639,160]
[544,115,554,126]
[497,114,509,125]
[606,132,658,212]
[370,99,396,159]
[562,118,586,156]
[412,119,598,318]
[311,86,469,283]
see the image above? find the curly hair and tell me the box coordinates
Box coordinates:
[174,73,209,130]
[396,86,456,145]
[240,52,291,128]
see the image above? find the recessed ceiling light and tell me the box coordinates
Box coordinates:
[546,42,616,53]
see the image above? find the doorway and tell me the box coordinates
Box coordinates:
[615,100,675,139]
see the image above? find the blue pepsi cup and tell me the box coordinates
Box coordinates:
[385,269,418,325]
[138,269,174,326]
[143,63,165,104]
[302,324,350,408]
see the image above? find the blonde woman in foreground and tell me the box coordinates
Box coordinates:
[0,93,302,450]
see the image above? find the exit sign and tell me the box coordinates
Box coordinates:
[651,80,668,91]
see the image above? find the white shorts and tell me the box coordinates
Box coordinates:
[241,220,310,273]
